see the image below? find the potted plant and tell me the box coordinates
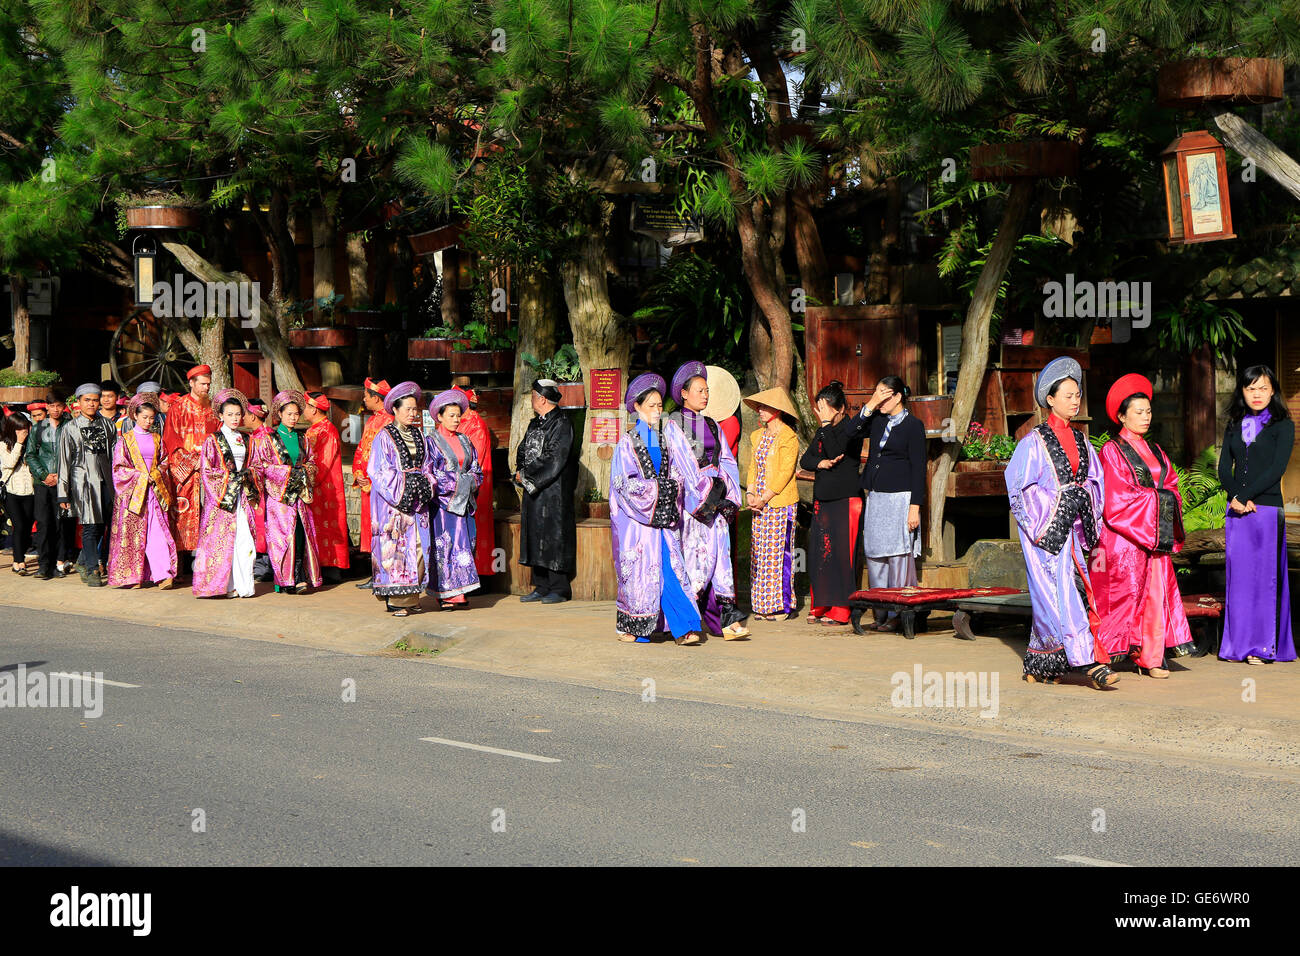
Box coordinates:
[955,422,1015,471]
[522,344,585,408]
[288,295,356,349]
[0,368,60,404]
[117,190,204,232]
[408,322,467,361]
[584,488,610,520]
[450,320,518,375]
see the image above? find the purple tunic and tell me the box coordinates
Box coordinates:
[609,419,709,636]
[429,428,483,599]
[670,409,741,604]
[251,429,323,589]
[107,427,178,586]
[369,423,437,598]
[1005,422,1105,673]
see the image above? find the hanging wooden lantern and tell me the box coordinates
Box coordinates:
[132,234,158,307]
[1160,131,1235,244]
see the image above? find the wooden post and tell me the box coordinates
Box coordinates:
[1183,343,1217,463]
[925,179,1037,559]
[9,275,29,374]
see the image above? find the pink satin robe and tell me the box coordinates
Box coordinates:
[1093,429,1193,667]
[250,430,323,589]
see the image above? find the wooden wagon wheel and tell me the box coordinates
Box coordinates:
[110,309,196,394]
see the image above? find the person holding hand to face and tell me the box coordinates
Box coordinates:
[855,375,926,632]
[1218,364,1295,665]
[800,381,866,626]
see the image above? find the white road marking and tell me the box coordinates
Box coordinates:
[1054,854,1131,867]
[49,673,140,688]
[420,736,560,763]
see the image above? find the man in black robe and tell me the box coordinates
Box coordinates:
[513,379,577,603]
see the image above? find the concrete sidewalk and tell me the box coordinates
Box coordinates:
[2,566,1297,774]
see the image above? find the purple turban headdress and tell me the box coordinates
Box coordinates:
[431,388,468,416]
[384,380,423,416]
[624,373,667,413]
[214,388,250,415]
[271,389,306,417]
[670,361,707,405]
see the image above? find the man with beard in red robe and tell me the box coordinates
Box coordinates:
[161,364,218,576]
[303,391,350,584]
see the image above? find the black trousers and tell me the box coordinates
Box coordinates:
[5,492,34,565]
[32,483,67,573]
[529,565,571,599]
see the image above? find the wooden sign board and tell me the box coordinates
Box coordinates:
[589,368,622,410]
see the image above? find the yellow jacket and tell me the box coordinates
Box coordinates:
[748,423,799,508]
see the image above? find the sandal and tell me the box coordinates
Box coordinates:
[1023,673,1059,684]
[806,614,824,624]
[1084,663,1121,689]
[721,622,751,640]
[1136,666,1170,679]
[1246,655,1266,665]
[820,618,847,627]
[617,633,640,643]
[675,632,702,645]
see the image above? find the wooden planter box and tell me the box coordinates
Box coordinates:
[0,385,52,404]
[1157,58,1284,109]
[955,460,1008,472]
[407,337,464,361]
[557,381,586,408]
[125,205,202,230]
[910,394,952,433]
[947,465,1009,498]
[971,141,1079,182]
[450,349,514,375]
[288,327,356,350]
[586,501,610,520]
[408,224,467,257]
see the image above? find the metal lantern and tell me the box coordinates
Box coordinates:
[1160,130,1236,244]
[132,234,159,307]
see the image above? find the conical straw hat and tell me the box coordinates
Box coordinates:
[702,365,742,421]
[743,386,798,419]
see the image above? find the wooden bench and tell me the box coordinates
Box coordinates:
[848,586,1026,640]
[1178,593,1224,658]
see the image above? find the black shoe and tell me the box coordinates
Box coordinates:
[355,577,373,590]
[541,593,568,604]
[520,590,545,603]
[35,570,53,580]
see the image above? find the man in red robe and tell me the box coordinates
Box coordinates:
[351,378,392,590]
[453,384,495,576]
[162,364,218,568]
[303,391,350,582]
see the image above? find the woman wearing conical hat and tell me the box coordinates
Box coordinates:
[744,386,800,621]
[1005,357,1118,689]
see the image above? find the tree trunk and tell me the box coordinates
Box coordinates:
[311,198,336,324]
[161,241,304,394]
[440,249,460,329]
[1183,343,1217,463]
[737,203,795,393]
[346,230,370,306]
[1213,110,1300,200]
[509,268,559,468]
[199,314,230,393]
[561,223,630,507]
[9,275,29,374]
[926,179,1037,559]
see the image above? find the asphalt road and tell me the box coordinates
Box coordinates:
[1,606,1296,866]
